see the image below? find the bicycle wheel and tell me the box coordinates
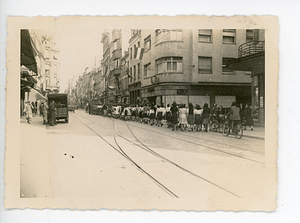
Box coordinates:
[235,123,243,139]
[223,122,230,136]
[211,120,219,132]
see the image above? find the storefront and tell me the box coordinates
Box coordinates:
[141,83,251,110]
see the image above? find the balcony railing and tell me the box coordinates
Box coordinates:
[112,49,122,61]
[238,41,265,58]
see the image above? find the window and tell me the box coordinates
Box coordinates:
[156,57,183,74]
[198,29,212,42]
[130,48,132,59]
[222,58,235,74]
[133,65,136,81]
[198,57,212,74]
[246,29,254,42]
[130,67,132,82]
[46,77,50,86]
[144,35,151,52]
[137,63,140,79]
[223,29,236,44]
[54,65,58,76]
[45,50,50,60]
[137,41,140,47]
[45,69,50,76]
[144,63,151,79]
[155,29,183,45]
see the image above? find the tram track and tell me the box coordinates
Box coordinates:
[82,113,263,164]
[124,122,265,164]
[74,112,241,198]
[73,114,179,198]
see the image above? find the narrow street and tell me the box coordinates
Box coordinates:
[20,110,265,204]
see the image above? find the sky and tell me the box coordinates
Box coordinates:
[53,22,104,92]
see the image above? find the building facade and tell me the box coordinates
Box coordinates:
[227,29,265,125]
[101,29,130,104]
[43,38,60,93]
[127,29,252,109]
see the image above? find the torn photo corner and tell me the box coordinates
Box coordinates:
[5,15,278,210]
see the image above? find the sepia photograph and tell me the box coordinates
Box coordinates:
[5,16,278,210]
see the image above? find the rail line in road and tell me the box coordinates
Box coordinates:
[73,114,179,198]
[74,112,241,198]
[124,122,265,165]
[125,121,264,155]
[83,112,263,164]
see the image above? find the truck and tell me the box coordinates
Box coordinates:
[48,93,69,123]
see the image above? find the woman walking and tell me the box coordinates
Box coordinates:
[170,101,179,131]
[202,103,210,132]
[244,104,254,131]
[149,104,156,126]
[156,105,165,127]
[194,104,203,132]
[187,103,195,131]
[178,103,188,131]
[43,100,48,125]
[24,101,33,124]
[165,104,172,128]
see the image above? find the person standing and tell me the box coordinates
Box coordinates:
[43,100,48,125]
[239,103,245,129]
[156,105,165,127]
[49,100,56,126]
[165,104,172,128]
[178,103,188,131]
[187,103,195,131]
[170,101,179,131]
[24,101,33,124]
[202,103,210,132]
[244,104,254,131]
[149,104,156,126]
[194,104,203,132]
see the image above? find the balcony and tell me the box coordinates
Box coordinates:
[112,49,122,61]
[226,41,265,73]
[112,30,121,41]
[111,68,121,77]
[238,41,265,58]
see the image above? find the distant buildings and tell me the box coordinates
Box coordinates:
[69,29,265,123]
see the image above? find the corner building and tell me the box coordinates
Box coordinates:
[128,29,252,109]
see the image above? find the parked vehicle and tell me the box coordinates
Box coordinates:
[48,93,69,123]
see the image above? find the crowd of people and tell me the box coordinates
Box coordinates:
[87,101,254,132]
[22,100,57,126]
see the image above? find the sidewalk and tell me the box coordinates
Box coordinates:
[241,126,265,140]
[20,114,50,198]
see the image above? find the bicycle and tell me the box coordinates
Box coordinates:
[209,114,219,132]
[222,116,243,139]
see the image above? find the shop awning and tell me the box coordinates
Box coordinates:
[21,29,37,74]
[27,87,47,101]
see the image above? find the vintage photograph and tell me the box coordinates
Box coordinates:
[6,16,278,210]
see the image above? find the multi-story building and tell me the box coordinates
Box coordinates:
[101,29,129,104]
[226,29,265,125]
[128,29,252,110]
[119,51,130,104]
[43,37,60,93]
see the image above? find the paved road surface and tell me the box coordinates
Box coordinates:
[20,110,266,207]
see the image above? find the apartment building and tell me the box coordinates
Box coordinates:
[128,29,252,108]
